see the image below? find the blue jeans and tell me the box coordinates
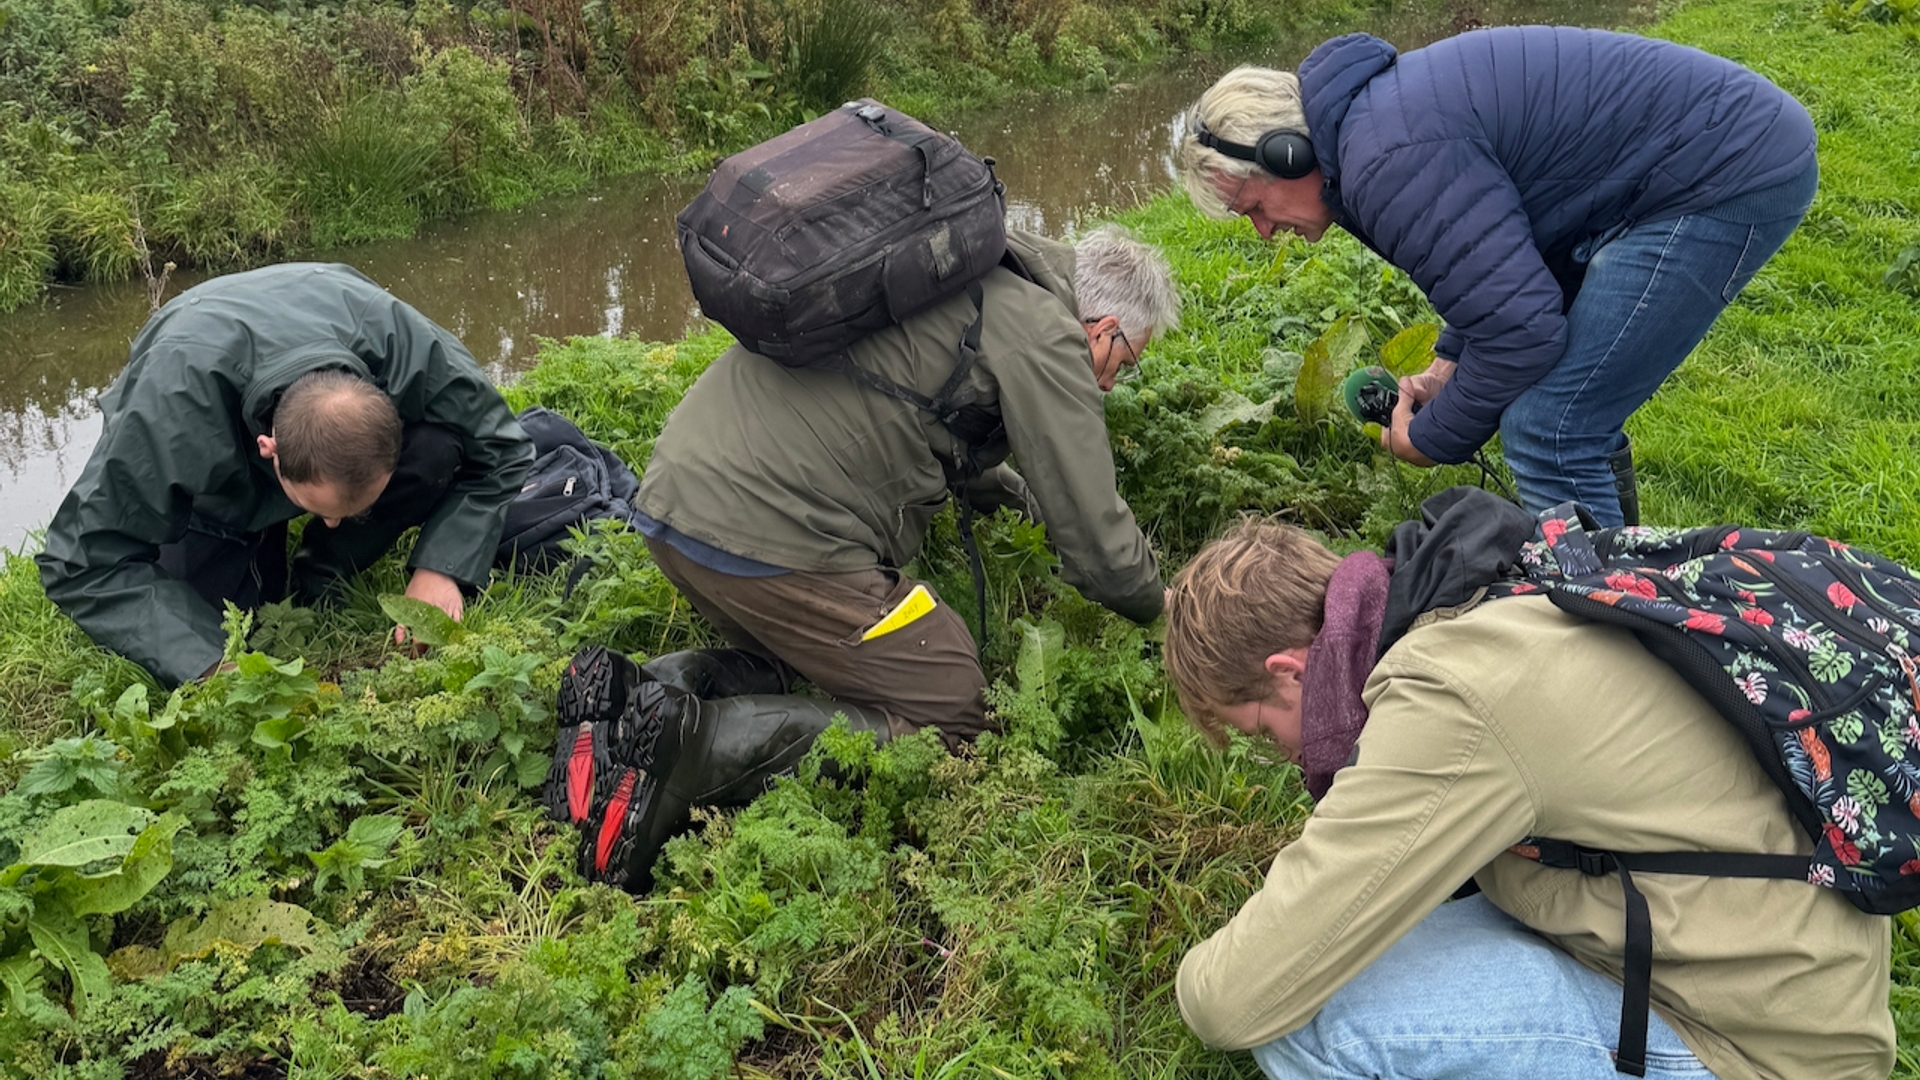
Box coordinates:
[1250,895,1718,1080]
[1499,169,1816,525]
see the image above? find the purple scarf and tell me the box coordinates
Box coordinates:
[1298,552,1390,800]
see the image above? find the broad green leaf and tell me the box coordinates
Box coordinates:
[146,692,185,733]
[15,737,123,799]
[252,715,309,752]
[1197,391,1277,435]
[1295,316,1369,424]
[14,801,153,870]
[343,814,405,853]
[27,907,109,1015]
[63,813,185,917]
[309,815,405,896]
[111,684,149,728]
[164,896,321,964]
[377,595,465,647]
[1014,619,1067,705]
[0,953,67,1028]
[1379,323,1442,377]
[515,748,548,789]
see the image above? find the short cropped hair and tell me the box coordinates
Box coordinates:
[273,369,403,492]
[1073,224,1181,345]
[1179,66,1310,219]
[1163,515,1342,746]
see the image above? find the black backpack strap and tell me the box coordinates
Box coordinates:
[945,283,990,652]
[854,104,936,208]
[1522,839,1809,1076]
[819,283,994,654]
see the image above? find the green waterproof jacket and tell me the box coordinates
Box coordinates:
[37,263,532,686]
[637,232,1163,624]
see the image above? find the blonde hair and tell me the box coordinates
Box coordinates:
[1163,515,1341,745]
[1179,66,1309,219]
[1073,224,1181,345]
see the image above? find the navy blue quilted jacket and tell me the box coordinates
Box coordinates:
[1300,28,1815,464]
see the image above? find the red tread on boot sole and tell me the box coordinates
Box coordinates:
[594,769,637,875]
[565,725,597,823]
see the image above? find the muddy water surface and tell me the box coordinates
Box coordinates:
[0,0,1649,549]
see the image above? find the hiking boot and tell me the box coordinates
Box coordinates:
[578,693,893,893]
[542,645,648,825]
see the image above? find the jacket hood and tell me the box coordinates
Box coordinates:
[1377,486,1535,655]
[1299,33,1397,189]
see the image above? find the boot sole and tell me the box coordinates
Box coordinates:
[543,661,677,826]
[581,765,665,892]
[543,646,634,824]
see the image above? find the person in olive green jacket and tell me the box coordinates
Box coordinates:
[38,263,533,688]
[541,226,1179,894]
[1159,511,1893,1080]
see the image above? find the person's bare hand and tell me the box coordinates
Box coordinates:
[1401,357,1456,404]
[1378,358,1451,467]
[393,568,464,654]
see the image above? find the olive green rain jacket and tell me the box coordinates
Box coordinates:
[636,231,1163,624]
[37,263,533,687]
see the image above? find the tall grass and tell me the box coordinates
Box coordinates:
[293,94,442,248]
[786,0,893,112]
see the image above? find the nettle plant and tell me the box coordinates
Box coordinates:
[0,598,556,1025]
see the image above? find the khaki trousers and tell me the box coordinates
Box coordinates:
[644,537,990,742]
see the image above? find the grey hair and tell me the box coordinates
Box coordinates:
[1179,66,1309,219]
[1072,224,1180,344]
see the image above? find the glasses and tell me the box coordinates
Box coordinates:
[1224,172,1254,216]
[1085,319,1144,383]
[1113,325,1143,383]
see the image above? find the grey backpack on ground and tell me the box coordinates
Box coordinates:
[494,406,640,572]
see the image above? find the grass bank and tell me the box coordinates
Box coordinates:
[0,0,1387,314]
[4,0,1920,1075]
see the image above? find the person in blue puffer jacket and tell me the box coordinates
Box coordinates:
[1179,27,1817,525]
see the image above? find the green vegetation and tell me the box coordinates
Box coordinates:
[0,0,1373,313]
[4,0,1920,1074]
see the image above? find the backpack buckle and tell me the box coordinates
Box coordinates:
[1576,849,1614,876]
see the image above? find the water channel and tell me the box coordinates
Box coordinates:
[0,0,1648,549]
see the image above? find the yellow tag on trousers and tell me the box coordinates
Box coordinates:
[861,584,937,642]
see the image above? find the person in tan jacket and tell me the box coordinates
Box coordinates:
[1160,508,1893,1080]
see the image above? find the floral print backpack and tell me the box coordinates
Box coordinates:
[1486,502,1920,1076]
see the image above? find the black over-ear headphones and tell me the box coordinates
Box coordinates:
[1195,123,1318,181]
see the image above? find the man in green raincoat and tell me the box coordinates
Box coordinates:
[38,263,533,686]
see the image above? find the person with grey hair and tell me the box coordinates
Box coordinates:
[546,225,1177,892]
[1180,27,1816,528]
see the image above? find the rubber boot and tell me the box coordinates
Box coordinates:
[1607,438,1641,528]
[640,648,794,700]
[543,646,792,825]
[544,644,647,825]
[581,693,893,894]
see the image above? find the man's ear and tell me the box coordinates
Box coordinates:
[1082,314,1118,345]
[256,434,276,460]
[1262,649,1308,697]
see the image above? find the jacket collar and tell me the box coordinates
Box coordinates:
[241,346,375,437]
[1298,33,1398,223]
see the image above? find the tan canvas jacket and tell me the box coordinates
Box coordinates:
[1178,594,1893,1080]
